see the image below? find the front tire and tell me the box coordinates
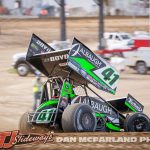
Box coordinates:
[19,112,33,134]
[61,103,96,132]
[124,113,150,132]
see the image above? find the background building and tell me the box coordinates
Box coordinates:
[0,0,149,16]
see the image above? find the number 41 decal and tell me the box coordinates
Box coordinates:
[93,66,119,90]
[102,68,119,86]
[36,108,56,123]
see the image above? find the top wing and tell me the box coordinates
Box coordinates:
[26,33,55,59]
[68,38,120,95]
[26,34,70,77]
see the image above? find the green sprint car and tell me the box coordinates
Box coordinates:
[19,34,150,133]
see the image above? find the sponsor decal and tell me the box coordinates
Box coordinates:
[127,97,142,112]
[36,40,52,52]
[31,43,39,51]
[44,54,68,62]
[71,42,106,69]
[126,94,143,112]
[79,69,87,77]
[0,130,54,149]
[36,108,56,123]
[59,62,67,66]
[82,98,112,114]
[90,100,112,114]
[68,61,79,72]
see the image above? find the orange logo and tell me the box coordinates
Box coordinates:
[0,130,18,149]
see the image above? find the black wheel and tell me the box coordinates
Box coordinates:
[61,103,96,132]
[19,112,48,134]
[19,112,33,134]
[136,62,147,74]
[124,113,150,132]
[96,117,108,132]
[17,63,29,76]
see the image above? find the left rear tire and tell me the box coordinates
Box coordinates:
[61,103,96,132]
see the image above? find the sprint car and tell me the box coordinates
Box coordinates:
[19,34,150,133]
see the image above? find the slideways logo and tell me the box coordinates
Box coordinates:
[0,130,18,149]
[0,130,54,149]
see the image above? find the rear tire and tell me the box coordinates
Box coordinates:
[17,63,29,76]
[61,103,96,132]
[124,112,150,132]
[136,62,147,74]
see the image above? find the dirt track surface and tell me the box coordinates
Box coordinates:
[0,17,150,149]
[0,17,149,48]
